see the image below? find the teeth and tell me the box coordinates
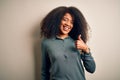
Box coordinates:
[63,26,69,31]
[64,27,68,30]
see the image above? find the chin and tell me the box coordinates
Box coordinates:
[62,32,69,35]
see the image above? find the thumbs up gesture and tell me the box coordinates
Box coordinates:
[75,35,90,53]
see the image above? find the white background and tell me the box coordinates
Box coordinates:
[0,0,120,80]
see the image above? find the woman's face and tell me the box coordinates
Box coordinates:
[59,13,73,36]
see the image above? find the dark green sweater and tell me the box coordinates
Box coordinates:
[41,36,96,80]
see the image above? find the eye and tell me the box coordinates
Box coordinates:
[62,17,68,21]
[62,17,73,25]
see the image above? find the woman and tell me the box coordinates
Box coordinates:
[40,6,96,80]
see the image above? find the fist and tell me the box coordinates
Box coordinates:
[75,35,90,53]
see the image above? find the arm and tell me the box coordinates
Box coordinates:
[41,40,51,80]
[75,35,96,73]
[81,52,96,73]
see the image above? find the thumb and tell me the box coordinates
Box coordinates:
[78,34,81,40]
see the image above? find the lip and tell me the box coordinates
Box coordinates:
[63,25,71,31]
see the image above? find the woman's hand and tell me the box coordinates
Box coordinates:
[75,35,90,53]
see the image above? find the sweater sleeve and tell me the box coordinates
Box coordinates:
[81,52,96,73]
[41,40,51,80]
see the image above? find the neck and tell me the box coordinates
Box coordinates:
[57,34,69,39]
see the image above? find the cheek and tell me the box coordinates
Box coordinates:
[60,24,63,29]
[60,21,64,26]
[71,25,73,30]
[61,21,65,25]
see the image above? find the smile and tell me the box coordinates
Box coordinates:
[63,26,71,31]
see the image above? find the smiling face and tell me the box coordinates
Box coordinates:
[59,13,73,38]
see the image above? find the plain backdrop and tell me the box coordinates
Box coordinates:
[0,0,120,80]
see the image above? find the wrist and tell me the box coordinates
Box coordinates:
[83,47,90,53]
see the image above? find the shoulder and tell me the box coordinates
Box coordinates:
[41,38,53,46]
[69,36,76,42]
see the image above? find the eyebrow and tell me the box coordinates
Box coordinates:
[63,16,73,22]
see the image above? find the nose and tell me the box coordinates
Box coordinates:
[65,21,72,26]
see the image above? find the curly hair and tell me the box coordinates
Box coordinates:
[40,6,90,43]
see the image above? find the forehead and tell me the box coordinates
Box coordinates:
[63,13,73,20]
